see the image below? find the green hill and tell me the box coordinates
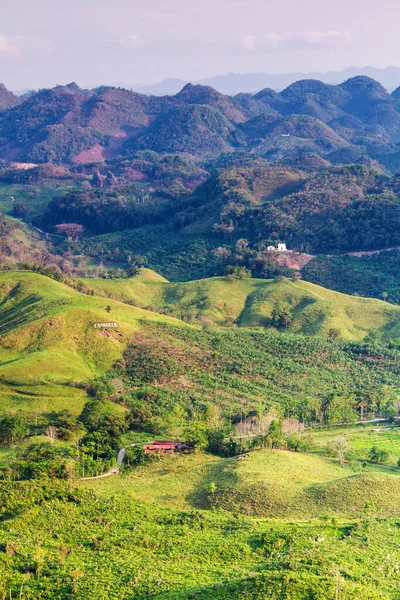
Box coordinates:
[1,270,399,422]
[83,447,400,519]
[76,269,400,342]
[205,451,400,518]
[302,250,400,304]
[0,271,184,414]
[1,269,400,600]
[3,476,400,599]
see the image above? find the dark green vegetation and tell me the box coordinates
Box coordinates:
[2,76,400,168]
[2,157,399,283]
[106,321,400,428]
[303,250,400,304]
[1,77,400,282]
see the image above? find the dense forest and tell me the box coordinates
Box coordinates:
[1,76,400,290]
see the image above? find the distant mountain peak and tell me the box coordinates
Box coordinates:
[65,82,82,92]
[340,76,389,97]
[131,67,400,97]
[176,82,225,101]
[0,83,21,110]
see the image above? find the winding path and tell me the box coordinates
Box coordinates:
[81,442,151,480]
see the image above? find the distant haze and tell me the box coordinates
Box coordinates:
[1,0,400,90]
[132,67,400,96]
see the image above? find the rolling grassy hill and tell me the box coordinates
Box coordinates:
[1,269,400,600]
[3,476,400,599]
[0,269,399,422]
[77,269,400,341]
[0,271,184,414]
[83,446,400,518]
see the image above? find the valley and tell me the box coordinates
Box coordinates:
[0,74,400,599]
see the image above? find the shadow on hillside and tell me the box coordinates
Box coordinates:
[185,456,241,509]
[0,293,42,335]
[237,286,273,328]
[289,297,325,336]
[304,466,400,517]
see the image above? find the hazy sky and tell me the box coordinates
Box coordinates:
[1,0,399,89]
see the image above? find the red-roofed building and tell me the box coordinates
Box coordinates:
[143,440,188,454]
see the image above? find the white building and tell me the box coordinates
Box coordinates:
[277,243,287,252]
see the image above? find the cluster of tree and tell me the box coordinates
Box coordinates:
[213,239,295,280]
[369,446,390,464]
[293,387,398,425]
[174,163,400,256]
[0,403,126,480]
[77,399,127,477]
[1,444,70,481]
[271,301,293,327]
[38,188,182,236]
[110,151,208,198]
[0,415,28,443]
[302,251,400,305]
[238,188,400,255]
[204,419,313,457]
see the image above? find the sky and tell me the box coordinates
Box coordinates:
[0,0,400,89]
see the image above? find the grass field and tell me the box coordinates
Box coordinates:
[83,446,400,519]
[315,423,400,464]
[0,180,80,221]
[1,270,399,422]
[4,477,400,599]
[0,271,185,415]
[77,269,400,341]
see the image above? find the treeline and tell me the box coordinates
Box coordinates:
[303,251,400,304]
[23,160,400,281]
[37,188,183,235]
[245,192,400,253]
[0,403,125,481]
[93,322,400,435]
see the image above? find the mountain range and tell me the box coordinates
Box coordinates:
[133,66,400,96]
[2,75,400,172]
[1,73,400,293]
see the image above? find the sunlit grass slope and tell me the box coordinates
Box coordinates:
[77,269,400,341]
[0,271,185,414]
[4,478,400,599]
[84,448,400,519]
[1,269,400,417]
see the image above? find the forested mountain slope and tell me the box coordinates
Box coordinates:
[1,76,400,169]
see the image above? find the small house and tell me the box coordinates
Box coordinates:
[277,243,287,252]
[143,440,188,454]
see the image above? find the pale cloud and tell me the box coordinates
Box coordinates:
[262,30,352,50]
[0,34,55,58]
[17,36,55,56]
[118,34,144,50]
[0,0,395,89]
[240,34,257,51]
[0,35,19,58]
[239,30,352,52]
